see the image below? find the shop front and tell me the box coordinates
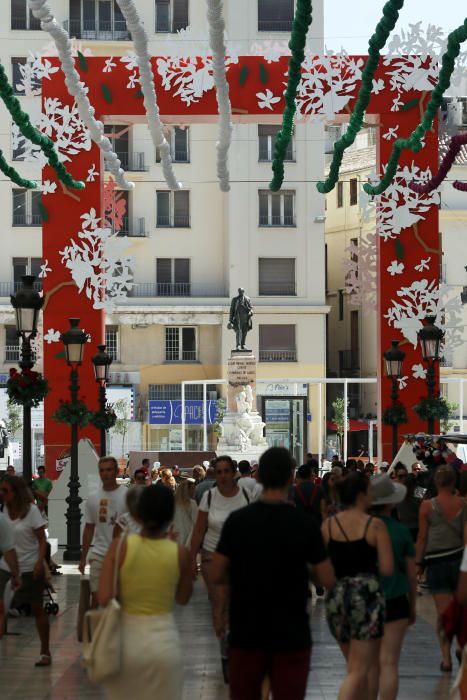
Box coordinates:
[147,399,218,451]
[257,382,308,465]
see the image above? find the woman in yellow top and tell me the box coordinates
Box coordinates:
[98,484,192,700]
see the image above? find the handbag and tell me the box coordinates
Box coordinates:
[81,534,126,683]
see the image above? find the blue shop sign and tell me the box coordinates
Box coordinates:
[148,400,217,426]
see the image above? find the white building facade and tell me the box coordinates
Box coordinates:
[0,0,327,465]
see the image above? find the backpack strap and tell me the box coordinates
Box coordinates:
[241,487,250,504]
[207,488,213,509]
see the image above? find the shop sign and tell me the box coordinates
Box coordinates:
[257,382,308,396]
[148,400,217,425]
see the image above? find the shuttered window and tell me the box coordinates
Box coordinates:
[156,258,190,295]
[156,191,190,227]
[259,325,296,362]
[258,125,294,162]
[258,0,294,31]
[155,0,188,32]
[258,258,296,296]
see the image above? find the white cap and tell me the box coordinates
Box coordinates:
[202,460,210,468]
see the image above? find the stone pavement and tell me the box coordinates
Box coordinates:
[0,563,455,700]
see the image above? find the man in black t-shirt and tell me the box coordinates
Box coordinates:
[290,463,326,525]
[212,447,334,700]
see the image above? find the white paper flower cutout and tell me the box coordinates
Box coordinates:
[372,78,385,94]
[44,329,61,344]
[41,180,57,195]
[104,57,116,73]
[38,260,52,278]
[256,89,281,110]
[412,363,427,380]
[383,126,399,141]
[398,376,408,390]
[86,164,98,182]
[387,260,405,276]
[415,257,431,272]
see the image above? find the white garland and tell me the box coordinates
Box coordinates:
[115,0,181,190]
[206,0,232,192]
[26,0,134,190]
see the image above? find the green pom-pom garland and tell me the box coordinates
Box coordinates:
[269,0,313,192]
[364,18,467,196]
[316,0,405,195]
[0,148,37,188]
[0,61,84,190]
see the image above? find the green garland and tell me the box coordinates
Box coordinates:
[364,18,467,196]
[90,404,117,431]
[382,401,407,426]
[269,0,313,192]
[7,368,49,408]
[0,62,84,191]
[52,399,93,428]
[413,395,451,422]
[0,148,37,188]
[316,0,404,195]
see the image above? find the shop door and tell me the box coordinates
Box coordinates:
[262,397,306,464]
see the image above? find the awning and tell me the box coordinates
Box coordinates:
[327,420,377,433]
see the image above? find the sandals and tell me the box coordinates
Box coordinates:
[440,662,452,673]
[35,654,52,667]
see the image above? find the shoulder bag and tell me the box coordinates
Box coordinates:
[81,534,126,684]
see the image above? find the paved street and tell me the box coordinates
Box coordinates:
[0,562,455,700]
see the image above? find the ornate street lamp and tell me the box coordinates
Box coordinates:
[417,316,445,435]
[384,340,406,458]
[92,344,113,457]
[60,318,88,561]
[10,275,44,482]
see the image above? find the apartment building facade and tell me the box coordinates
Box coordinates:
[1,0,327,465]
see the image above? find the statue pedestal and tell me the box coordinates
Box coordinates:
[217,351,268,462]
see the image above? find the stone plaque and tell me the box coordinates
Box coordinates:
[227,352,257,412]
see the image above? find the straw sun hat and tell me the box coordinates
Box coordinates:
[371,474,406,506]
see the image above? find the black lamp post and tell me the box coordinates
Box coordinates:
[61,318,88,562]
[417,315,445,435]
[384,340,406,458]
[10,275,44,482]
[92,344,113,457]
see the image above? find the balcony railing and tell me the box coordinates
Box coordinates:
[339,349,360,375]
[166,350,198,362]
[63,19,130,40]
[11,16,41,30]
[129,282,227,298]
[258,19,293,31]
[258,282,296,296]
[0,281,43,297]
[259,215,295,226]
[259,350,297,362]
[111,217,148,237]
[12,214,42,227]
[4,346,20,363]
[106,152,148,172]
[156,214,190,228]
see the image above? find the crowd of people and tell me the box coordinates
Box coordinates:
[0,450,467,699]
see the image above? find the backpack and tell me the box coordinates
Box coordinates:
[294,484,320,513]
[207,486,250,508]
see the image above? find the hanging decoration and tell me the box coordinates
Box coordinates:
[0,62,83,190]
[7,368,49,408]
[206,0,233,192]
[269,0,313,192]
[90,404,118,431]
[52,399,93,428]
[26,0,135,191]
[114,0,181,190]
[0,149,37,188]
[316,0,405,195]
[363,18,467,196]
[409,132,467,194]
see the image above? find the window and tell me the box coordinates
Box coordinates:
[11,58,41,96]
[156,190,190,227]
[149,383,216,400]
[258,190,295,226]
[259,325,296,362]
[12,189,42,226]
[155,0,189,32]
[5,326,20,363]
[11,0,41,29]
[68,0,129,40]
[338,289,344,321]
[337,181,343,208]
[104,124,129,169]
[12,258,42,291]
[350,310,359,368]
[165,327,197,362]
[258,0,294,31]
[350,178,358,206]
[259,258,296,296]
[156,127,189,163]
[105,325,119,362]
[156,258,190,296]
[350,237,358,279]
[258,125,294,162]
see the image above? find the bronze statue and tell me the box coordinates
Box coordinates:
[228,288,253,350]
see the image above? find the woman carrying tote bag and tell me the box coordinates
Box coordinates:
[97,484,193,700]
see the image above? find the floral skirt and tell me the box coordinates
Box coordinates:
[325,574,385,643]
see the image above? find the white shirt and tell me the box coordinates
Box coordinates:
[116,511,142,535]
[461,546,467,573]
[0,504,45,573]
[85,486,127,558]
[199,487,250,552]
[0,512,14,553]
[237,476,263,500]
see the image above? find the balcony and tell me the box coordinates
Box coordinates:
[259,350,297,362]
[156,214,190,228]
[63,19,130,40]
[106,152,148,172]
[4,346,20,363]
[12,214,42,227]
[258,19,293,31]
[166,350,198,362]
[0,281,43,297]
[11,16,41,30]
[259,215,296,227]
[129,282,227,298]
[112,217,148,237]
